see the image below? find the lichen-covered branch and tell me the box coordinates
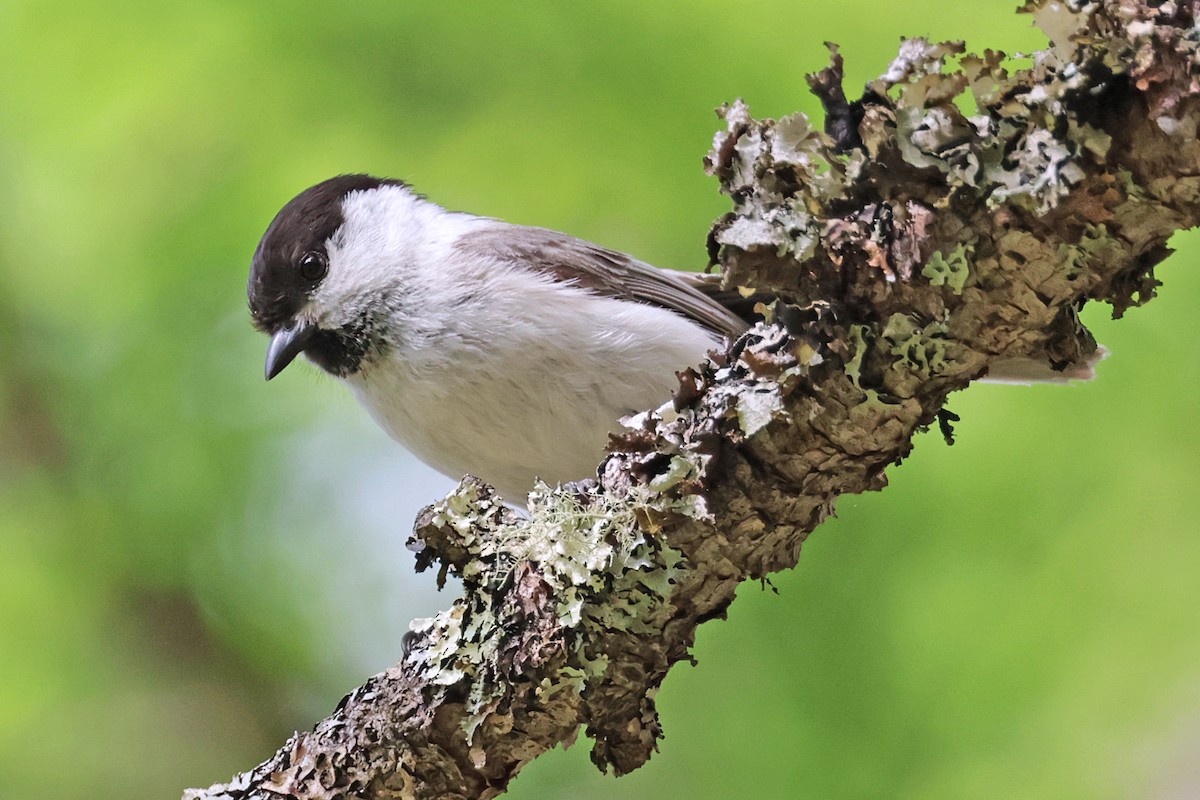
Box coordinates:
[186,3,1200,798]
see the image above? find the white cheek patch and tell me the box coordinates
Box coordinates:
[306,185,485,333]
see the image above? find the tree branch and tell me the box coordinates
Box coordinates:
[186,2,1200,797]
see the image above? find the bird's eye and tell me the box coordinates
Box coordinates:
[298,252,328,282]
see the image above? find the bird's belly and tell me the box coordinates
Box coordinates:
[345,361,669,503]
[344,293,719,503]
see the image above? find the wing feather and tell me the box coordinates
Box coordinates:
[455,224,750,339]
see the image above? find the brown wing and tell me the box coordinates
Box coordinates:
[454,224,751,339]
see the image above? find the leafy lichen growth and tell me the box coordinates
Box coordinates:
[1056,222,1114,280]
[706,99,865,265]
[922,243,971,294]
[882,313,953,377]
[408,481,689,741]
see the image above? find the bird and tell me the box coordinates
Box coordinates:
[247,175,749,503]
[248,175,1103,504]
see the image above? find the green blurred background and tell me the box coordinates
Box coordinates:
[1,2,1197,798]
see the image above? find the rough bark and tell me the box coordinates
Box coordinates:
[187,2,1200,798]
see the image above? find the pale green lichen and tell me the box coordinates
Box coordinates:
[708,99,864,264]
[881,313,952,377]
[770,112,823,171]
[715,205,821,261]
[408,481,690,740]
[646,455,699,494]
[844,324,872,392]
[894,104,984,187]
[427,478,497,538]
[986,128,1088,212]
[922,243,971,293]
[734,387,786,436]
[1056,222,1113,280]
[856,31,1124,216]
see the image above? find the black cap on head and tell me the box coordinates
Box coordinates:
[247,174,406,332]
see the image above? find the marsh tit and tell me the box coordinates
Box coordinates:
[248,175,748,503]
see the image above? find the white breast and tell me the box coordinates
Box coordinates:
[345,273,716,503]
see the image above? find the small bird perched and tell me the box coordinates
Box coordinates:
[248,175,1102,504]
[248,175,748,503]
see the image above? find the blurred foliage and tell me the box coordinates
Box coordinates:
[0,2,1197,799]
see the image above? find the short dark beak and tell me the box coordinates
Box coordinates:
[265,320,317,380]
